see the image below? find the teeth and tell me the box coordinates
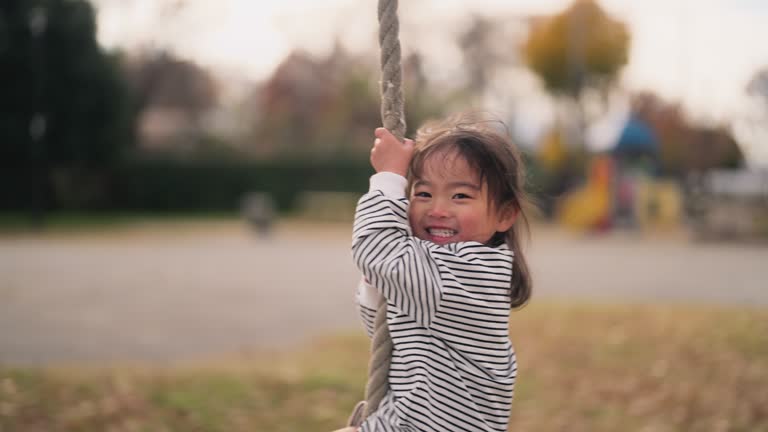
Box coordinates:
[428,228,456,238]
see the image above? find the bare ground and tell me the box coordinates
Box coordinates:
[1,220,766,365]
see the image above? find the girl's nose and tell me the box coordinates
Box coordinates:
[427,200,450,218]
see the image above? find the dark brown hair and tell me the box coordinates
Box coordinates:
[408,114,533,309]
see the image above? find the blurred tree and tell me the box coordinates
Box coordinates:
[123,50,218,150]
[524,0,629,99]
[254,47,354,157]
[632,92,744,174]
[401,51,448,136]
[458,15,502,96]
[524,0,629,147]
[736,67,768,167]
[0,0,134,215]
[251,43,446,159]
[124,51,217,123]
[456,14,528,107]
[686,127,743,171]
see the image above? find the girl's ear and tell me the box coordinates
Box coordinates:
[496,205,518,233]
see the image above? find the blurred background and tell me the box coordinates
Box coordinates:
[1,0,767,431]
[2,0,768,236]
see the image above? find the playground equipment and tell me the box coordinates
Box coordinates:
[558,155,613,231]
[557,115,685,232]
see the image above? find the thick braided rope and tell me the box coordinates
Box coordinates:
[377,0,406,141]
[362,301,392,417]
[360,0,405,420]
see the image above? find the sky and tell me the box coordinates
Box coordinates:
[93,0,768,165]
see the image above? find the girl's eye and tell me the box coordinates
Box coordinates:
[414,191,431,198]
[453,193,471,199]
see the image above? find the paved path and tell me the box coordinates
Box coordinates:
[1,222,766,365]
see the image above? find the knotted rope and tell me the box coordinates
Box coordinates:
[350,0,406,425]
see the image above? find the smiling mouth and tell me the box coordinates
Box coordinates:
[427,228,457,238]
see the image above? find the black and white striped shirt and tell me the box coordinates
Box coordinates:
[352,172,517,432]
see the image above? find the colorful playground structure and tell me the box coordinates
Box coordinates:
[555,115,685,232]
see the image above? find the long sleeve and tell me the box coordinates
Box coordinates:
[352,172,443,327]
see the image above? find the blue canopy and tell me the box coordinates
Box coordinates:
[613,116,658,155]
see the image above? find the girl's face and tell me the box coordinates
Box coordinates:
[408,150,516,246]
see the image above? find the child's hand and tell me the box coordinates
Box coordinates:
[371,127,414,177]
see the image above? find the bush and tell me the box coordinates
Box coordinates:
[110,157,374,213]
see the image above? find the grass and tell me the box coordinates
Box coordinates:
[1,303,767,432]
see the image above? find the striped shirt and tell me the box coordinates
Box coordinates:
[352,172,517,432]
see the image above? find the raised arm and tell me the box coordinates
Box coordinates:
[352,177,443,327]
[353,128,444,326]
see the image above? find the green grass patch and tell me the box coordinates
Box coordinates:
[1,303,767,431]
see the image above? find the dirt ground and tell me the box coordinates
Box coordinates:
[1,220,766,365]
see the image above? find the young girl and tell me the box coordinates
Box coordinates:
[343,115,533,432]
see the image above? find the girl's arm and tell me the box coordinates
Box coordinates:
[352,174,443,327]
[353,128,446,326]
